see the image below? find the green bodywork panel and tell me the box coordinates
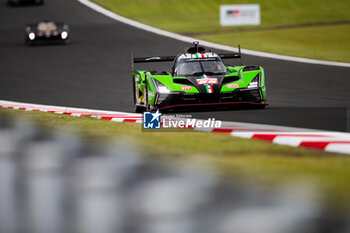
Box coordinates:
[134,65,266,106]
[220,66,266,99]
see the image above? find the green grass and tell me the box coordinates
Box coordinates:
[92,0,350,62]
[198,24,350,62]
[92,0,350,33]
[2,108,350,209]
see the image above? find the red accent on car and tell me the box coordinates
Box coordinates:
[181,86,192,91]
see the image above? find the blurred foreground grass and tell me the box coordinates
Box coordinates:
[1,107,350,210]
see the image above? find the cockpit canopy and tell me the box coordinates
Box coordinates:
[175,57,227,77]
[37,22,57,32]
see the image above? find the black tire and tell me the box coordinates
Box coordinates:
[135,105,144,113]
[144,79,150,111]
[25,39,33,46]
[132,75,136,108]
[7,1,15,6]
[253,100,267,109]
[62,39,70,45]
[255,104,266,109]
[133,76,144,113]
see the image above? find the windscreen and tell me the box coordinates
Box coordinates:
[177,58,227,76]
[37,22,57,32]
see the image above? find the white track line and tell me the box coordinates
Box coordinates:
[77,0,350,68]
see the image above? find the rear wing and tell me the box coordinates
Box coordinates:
[133,56,177,63]
[131,43,242,71]
[131,52,176,72]
[218,45,242,65]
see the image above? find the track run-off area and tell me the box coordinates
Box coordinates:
[0,0,350,133]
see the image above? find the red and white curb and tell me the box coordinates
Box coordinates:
[0,100,143,123]
[1,100,350,155]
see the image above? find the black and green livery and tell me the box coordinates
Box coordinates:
[132,41,267,112]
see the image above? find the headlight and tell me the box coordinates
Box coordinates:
[29,32,35,40]
[153,79,171,94]
[61,31,68,40]
[247,74,259,88]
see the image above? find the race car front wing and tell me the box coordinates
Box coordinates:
[152,88,266,110]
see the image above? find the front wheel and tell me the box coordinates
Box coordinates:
[144,80,151,111]
[6,0,13,6]
[253,100,267,109]
[255,104,266,109]
[25,39,33,46]
[133,76,147,113]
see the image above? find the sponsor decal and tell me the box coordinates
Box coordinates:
[181,86,192,91]
[227,84,239,88]
[226,9,241,17]
[195,53,205,59]
[143,110,161,129]
[186,57,216,62]
[196,78,218,85]
[206,85,214,94]
[197,74,216,94]
[226,9,257,18]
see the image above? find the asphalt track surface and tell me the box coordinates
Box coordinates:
[1,0,350,131]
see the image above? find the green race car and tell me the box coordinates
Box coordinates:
[132,41,267,112]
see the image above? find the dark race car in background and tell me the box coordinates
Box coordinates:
[25,21,70,45]
[7,0,44,6]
